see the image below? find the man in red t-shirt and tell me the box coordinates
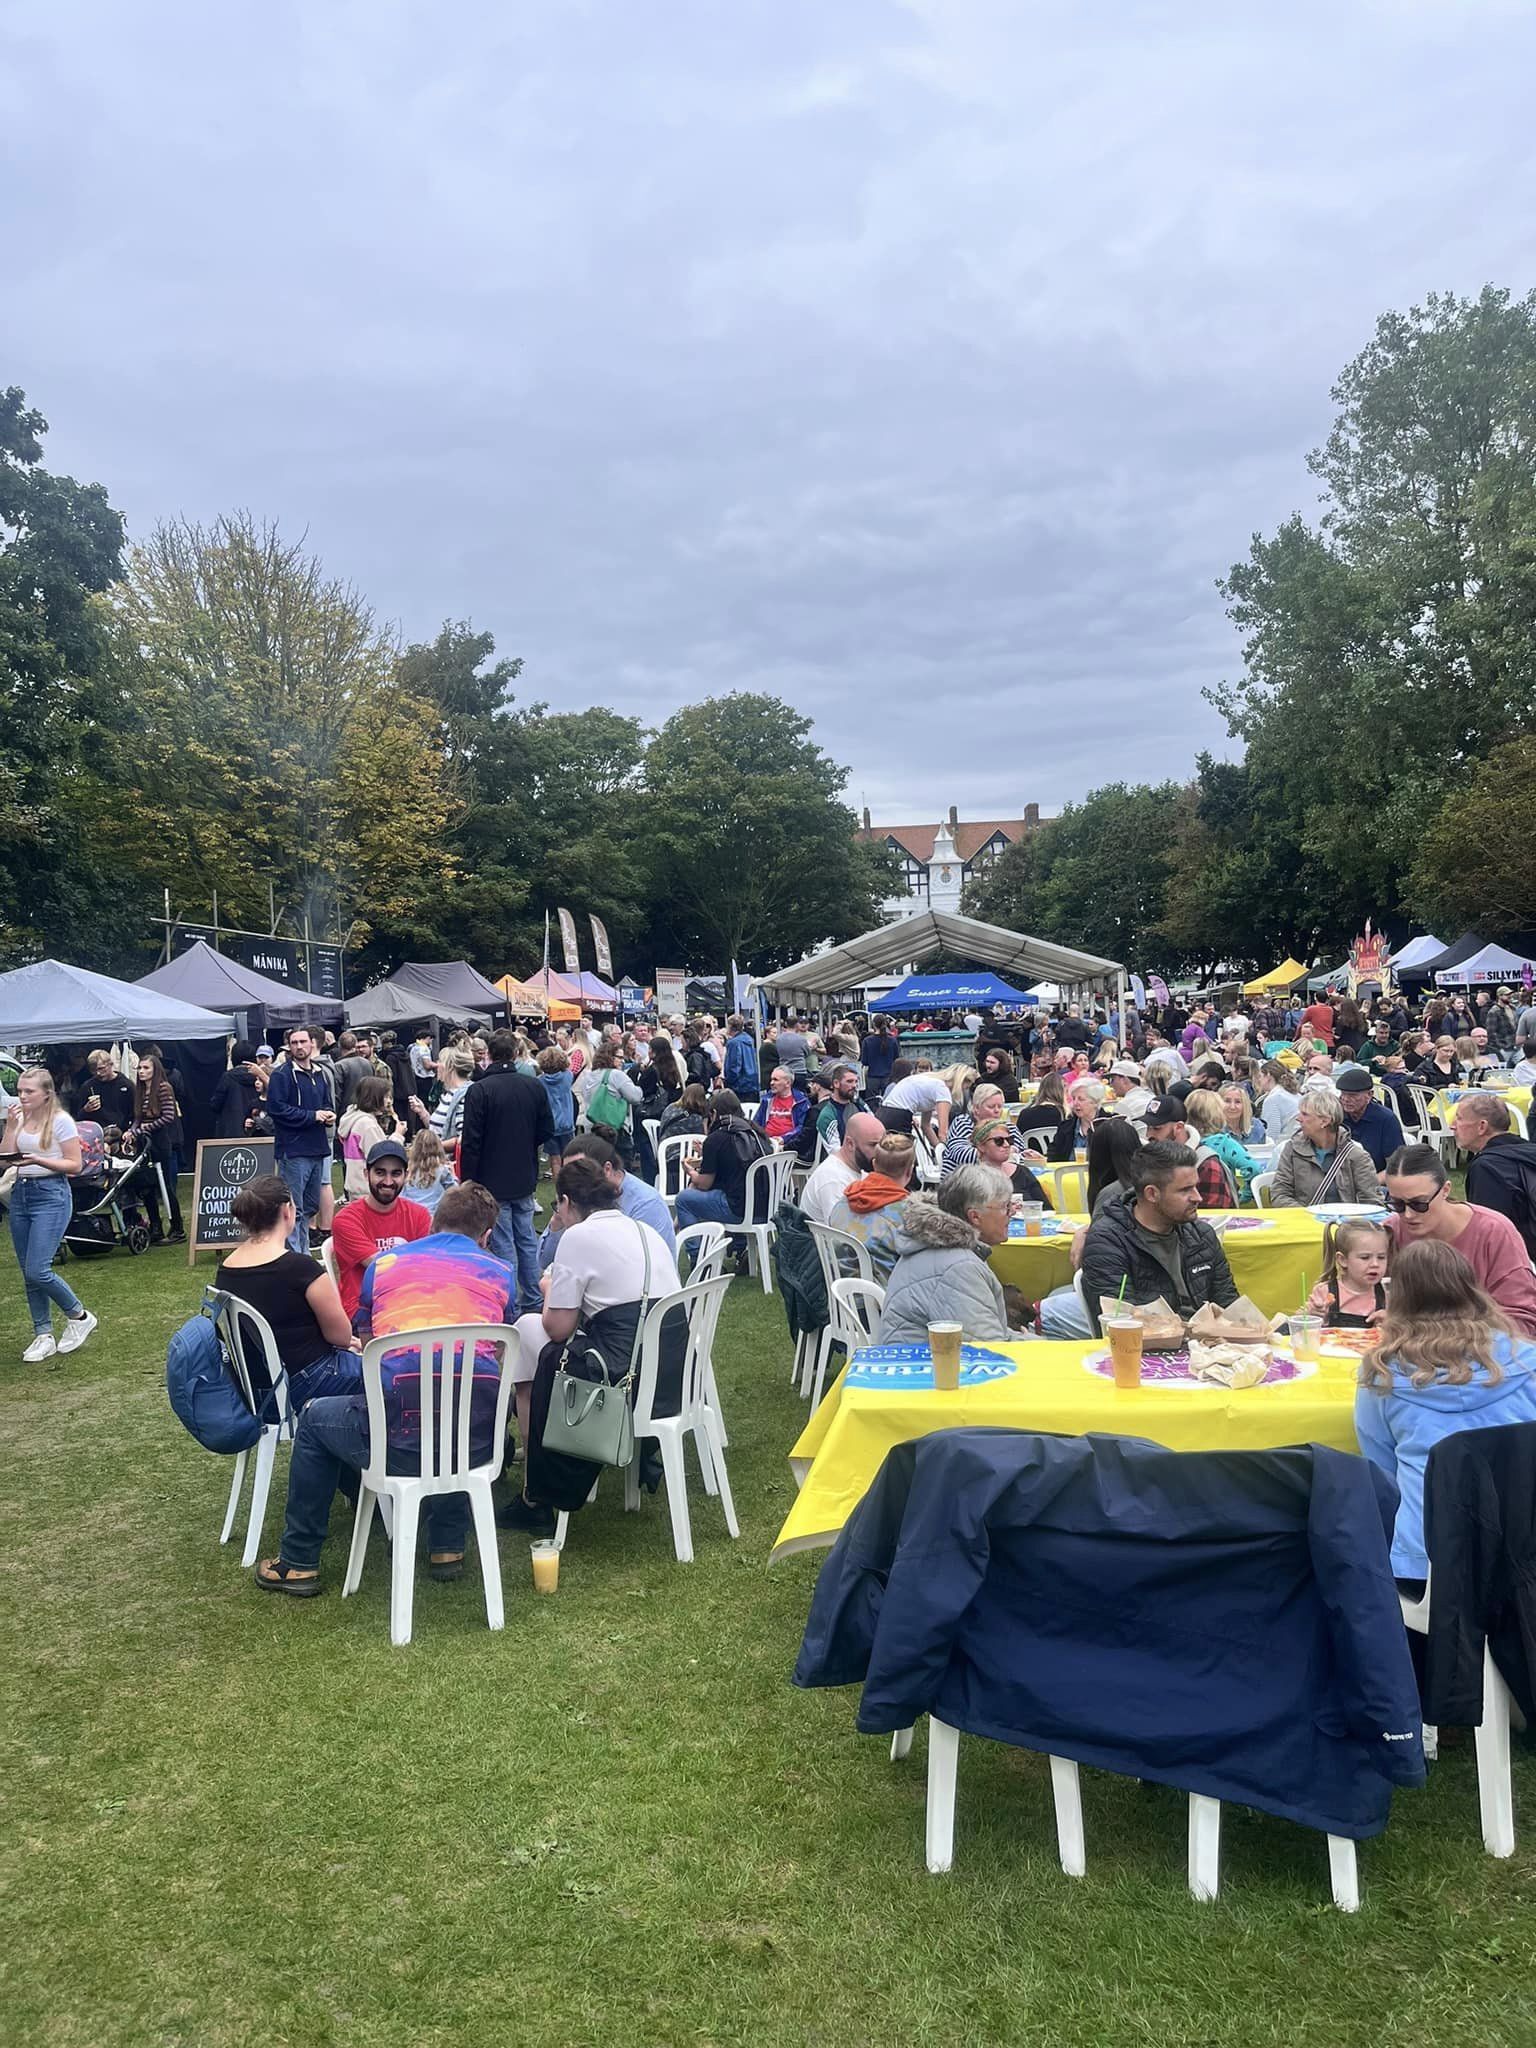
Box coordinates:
[329,1140,431,1321]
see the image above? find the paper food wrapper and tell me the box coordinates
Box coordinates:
[1186,1340,1271,1389]
[1100,1295,1185,1348]
[1186,1296,1272,1346]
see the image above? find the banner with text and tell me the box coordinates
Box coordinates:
[590,914,613,980]
[558,907,581,976]
[654,968,688,1016]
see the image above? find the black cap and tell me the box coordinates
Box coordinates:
[1143,1095,1185,1127]
[1336,1066,1373,1094]
[366,1139,408,1167]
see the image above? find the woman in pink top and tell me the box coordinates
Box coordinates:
[1384,1144,1536,1337]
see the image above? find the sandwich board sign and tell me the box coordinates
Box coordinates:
[188,1137,276,1264]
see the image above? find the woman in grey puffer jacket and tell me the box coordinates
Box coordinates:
[877,1165,1014,1345]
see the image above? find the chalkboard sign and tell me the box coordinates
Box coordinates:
[187,1137,276,1264]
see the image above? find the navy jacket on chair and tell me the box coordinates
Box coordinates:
[794,1428,1425,1839]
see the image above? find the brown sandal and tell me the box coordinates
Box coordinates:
[255,1558,322,1598]
[428,1552,464,1582]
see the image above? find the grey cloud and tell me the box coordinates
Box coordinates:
[3,0,1533,823]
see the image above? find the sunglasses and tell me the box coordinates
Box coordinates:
[1386,1190,1443,1215]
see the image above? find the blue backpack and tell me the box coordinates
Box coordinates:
[166,1309,271,1454]
[723,1034,758,1094]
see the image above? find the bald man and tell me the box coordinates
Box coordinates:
[801,1110,885,1226]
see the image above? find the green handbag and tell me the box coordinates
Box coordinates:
[540,1223,651,1469]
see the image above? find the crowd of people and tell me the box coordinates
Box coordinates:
[8,971,1536,1611]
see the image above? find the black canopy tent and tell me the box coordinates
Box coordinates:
[1394,931,1486,986]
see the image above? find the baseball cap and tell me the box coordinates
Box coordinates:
[366,1139,408,1167]
[1109,1058,1142,1080]
[1336,1066,1373,1095]
[1142,1095,1185,1127]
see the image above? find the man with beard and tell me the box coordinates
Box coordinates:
[801,1110,884,1226]
[329,1139,433,1323]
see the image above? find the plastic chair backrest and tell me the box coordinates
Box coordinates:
[831,1276,885,1349]
[675,1221,729,1283]
[657,1133,702,1200]
[743,1147,796,1224]
[357,1322,518,1486]
[319,1237,339,1285]
[1251,1171,1276,1209]
[807,1218,874,1298]
[631,1278,731,1431]
[1038,1163,1088,1213]
[204,1286,293,1429]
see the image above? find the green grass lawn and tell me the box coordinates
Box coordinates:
[3,1204,1536,2048]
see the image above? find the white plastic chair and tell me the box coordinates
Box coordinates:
[1412,1086,1460,1167]
[1021,1127,1055,1157]
[1033,1162,1088,1214]
[1395,1086,1430,1142]
[912,1127,943,1187]
[319,1237,339,1285]
[622,1279,738,1562]
[341,1321,519,1646]
[641,1116,662,1172]
[830,1275,885,1357]
[723,1149,798,1294]
[656,1133,702,1214]
[895,1717,1360,1910]
[205,1287,295,1569]
[674,1220,729,1284]
[1400,1578,1515,1857]
[802,1221,875,1404]
[1251,1171,1277,1209]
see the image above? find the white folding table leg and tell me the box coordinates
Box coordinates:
[925,1718,960,1873]
[1476,1649,1516,1858]
[1188,1795,1222,1902]
[1328,1835,1360,1912]
[890,1726,914,1762]
[1050,1756,1085,1877]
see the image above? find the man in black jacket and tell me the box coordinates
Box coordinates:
[1454,1092,1536,1264]
[460,1028,555,1314]
[1079,1141,1239,1335]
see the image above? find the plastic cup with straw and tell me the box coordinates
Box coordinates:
[1105,1274,1141,1388]
[1291,1271,1320,1362]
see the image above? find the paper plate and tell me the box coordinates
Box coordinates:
[1207,1216,1274,1232]
[1083,1348,1316,1391]
[846,1342,1017,1391]
[1306,1205,1391,1220]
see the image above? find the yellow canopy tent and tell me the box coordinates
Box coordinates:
[1243,958,1311,997]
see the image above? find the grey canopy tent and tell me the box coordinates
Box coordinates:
[345,980,478,1032]
[1396,932,1486,985]
[0,959,234,1044]
[136,940,341,1033]
[384,962,506,1013]
[755,908,1125,1018]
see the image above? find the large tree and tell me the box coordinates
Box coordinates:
[0,386,125,961]
[1212,286,1536,948]
[637,693,897,978]
[1411,735,1536,940]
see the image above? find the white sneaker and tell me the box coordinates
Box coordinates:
[22,1333,57,1362]
[57,1310,98,1355]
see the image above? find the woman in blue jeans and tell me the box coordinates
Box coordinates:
[214,1175,362,1408]
[2,1069,98,1363]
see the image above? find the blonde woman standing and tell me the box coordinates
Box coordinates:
[0,1069,98,1361]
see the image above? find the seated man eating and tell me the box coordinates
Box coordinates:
[1078,1140,1240,1336]
[256,1181,513,1596]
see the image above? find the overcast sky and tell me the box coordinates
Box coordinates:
[5,1,1533,822]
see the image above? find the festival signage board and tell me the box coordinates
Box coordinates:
[590,914,614,980]
[557,908,581,976]
[188,1136,275,1265]
[655,968,688,1016]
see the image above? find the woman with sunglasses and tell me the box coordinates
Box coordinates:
[1383,1143,1536,1336]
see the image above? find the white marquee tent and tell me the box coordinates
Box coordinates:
[755,909,1125,1015]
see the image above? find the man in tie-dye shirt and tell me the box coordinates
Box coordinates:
[257,1182,514,1598]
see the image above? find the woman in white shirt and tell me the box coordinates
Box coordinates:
[1,1068,98,1361]
[502,1152,680,1538]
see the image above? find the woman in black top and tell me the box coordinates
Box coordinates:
[1412,1035,1463,1088]
[977,1046,1022,1102]
[1013,1072,1067,1138]
[215,1174,361,1408]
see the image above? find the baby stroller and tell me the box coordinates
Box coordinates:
[62,1122,164,1258]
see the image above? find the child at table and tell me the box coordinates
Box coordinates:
[1305,1218,1390,1329]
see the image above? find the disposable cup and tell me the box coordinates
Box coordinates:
[1020,1201,1044,1238]
[928,1322,963,1392]
[530,1540,560,1594]
[1289,1314,1320,1363]
[1105,1316,1143,1389]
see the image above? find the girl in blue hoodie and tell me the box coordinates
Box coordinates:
[1355,1240,1536,1578]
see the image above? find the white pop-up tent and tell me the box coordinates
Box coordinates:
[1434,943,1536,987]
[0,959,234,1044]
[755,909,1125,1017]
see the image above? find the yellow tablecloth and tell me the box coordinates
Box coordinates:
[773,1340,1361,1560]
[988,1210,1334,1318]
[1430,1085,1531,1125]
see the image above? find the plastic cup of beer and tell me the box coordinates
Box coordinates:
[1020,1200,1044,1239]
[1105,1316,1143,1389]
[928,1322,963,1392]
[530,1540,560,1594]
[1289,1313,1320,1363]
